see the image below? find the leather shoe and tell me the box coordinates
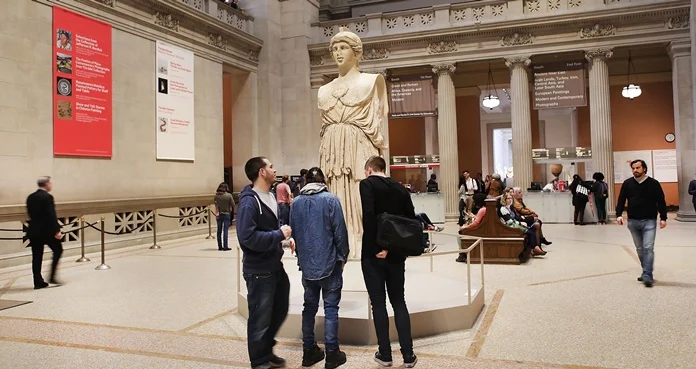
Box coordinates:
[34,282,49,290]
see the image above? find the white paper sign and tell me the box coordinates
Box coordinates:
[651,150,678,183]
[613,150,652,184]
[155,41,195,160]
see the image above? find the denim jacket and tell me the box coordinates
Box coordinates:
[289,184,349,280]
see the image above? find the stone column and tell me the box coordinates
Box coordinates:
[505,56,533,190]
[669,41,696,221]
[432,64,459,221]
[585,49,615,216]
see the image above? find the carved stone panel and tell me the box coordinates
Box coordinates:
[208,33,227,50]
[579,24,616,38]
[500,33,534,47]
[667,15,689,29]
[428,41,458,54]
[361,48,389,61]
[154,12,179,32]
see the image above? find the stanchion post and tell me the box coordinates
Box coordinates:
[75,216,90,263]
[150,210,161,249]
[95,217,111,270]
[206,206,215,240]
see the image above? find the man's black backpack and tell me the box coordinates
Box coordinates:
[376,213,424,257]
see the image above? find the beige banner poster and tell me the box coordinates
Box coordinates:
[532,62,587,110]
[388,74,436,118]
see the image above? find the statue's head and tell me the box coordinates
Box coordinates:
[329,27,363,69]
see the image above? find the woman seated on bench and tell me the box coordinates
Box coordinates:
[497,192,547,256]
[459,193,488,231]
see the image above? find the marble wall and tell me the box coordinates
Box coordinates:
[0,0,224,206]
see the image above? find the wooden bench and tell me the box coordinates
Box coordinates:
[459,199,529,264]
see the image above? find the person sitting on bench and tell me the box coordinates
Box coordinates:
[459,193,488,231]
[498,192,546,256]
[416,212,443,232]
[511,187,552,247]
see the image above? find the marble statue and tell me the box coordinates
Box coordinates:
[317,27,389,257]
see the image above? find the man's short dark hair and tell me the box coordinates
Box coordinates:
[300,169,308,176]
[365,156,386,172]
[630,159,648,172]
[463,170,470,174]
[305,167,326,184]
[37,176,51,188]
[244,157,267,182]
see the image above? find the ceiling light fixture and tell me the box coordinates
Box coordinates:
[482,63,501,110]
[622,50,642,100]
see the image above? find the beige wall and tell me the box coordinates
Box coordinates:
[0,0,224,206]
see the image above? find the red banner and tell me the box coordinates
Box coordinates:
[53,7,112,157]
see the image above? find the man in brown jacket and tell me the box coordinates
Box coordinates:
[512,188,552,246]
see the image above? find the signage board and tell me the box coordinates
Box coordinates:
[532,62,587,110]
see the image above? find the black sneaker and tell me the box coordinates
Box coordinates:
[34,281,49,290]
[541,238,552,246]
[374,352,393,367]
[404,354,418,368]
[302,346,325,367]
[269,353,286,368]
[637,276,643,282]
[325,350,346,369]
[643,276,654,288]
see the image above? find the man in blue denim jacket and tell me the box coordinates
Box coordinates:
[290,167,349,369]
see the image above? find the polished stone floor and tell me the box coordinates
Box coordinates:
[0,217,694,369]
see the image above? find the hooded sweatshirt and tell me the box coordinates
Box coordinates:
[236,185,284,274]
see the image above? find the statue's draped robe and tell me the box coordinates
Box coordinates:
[318,73,387,257]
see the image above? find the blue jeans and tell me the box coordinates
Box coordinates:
[302,263,343,351]
[244,269,290,368]
[216,213,231,250]
[627,219,656,280]
[278,203,290,226]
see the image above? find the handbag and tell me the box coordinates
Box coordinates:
[376,213,424,257]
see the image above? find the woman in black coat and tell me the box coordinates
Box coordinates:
[569,174,590,225]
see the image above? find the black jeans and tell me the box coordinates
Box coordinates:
[30,237,63,285]
[361,258,413,358]
[574,201,587,224]
[595,197,607,222]
[244,269,290,367]
[458,199,466,226]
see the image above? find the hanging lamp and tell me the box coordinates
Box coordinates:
[622,50,642,100]
[482,63,501,110]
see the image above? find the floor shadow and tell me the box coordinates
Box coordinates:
[655,281,696,288]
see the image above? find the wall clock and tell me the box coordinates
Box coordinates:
[665,133,675,143]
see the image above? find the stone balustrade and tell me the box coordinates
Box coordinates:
[178,0,255,35]
[311,0,660,43]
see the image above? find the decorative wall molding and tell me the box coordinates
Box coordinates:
[500,33,534,46]
[579,24,616,38]
[208,33,227,50]
[154,11,180,31]
[94,0,115,6]
[427,41,458,54]
[248,50,260,62]
[361,48,390,60]
[432,63,456,76]
[667,15,689,29]
[505,56,531,69]
[310,55,325,66]
[365,69,389,77]
[585,48,614,62]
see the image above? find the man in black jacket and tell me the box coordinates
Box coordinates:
[616,159,667,288]
[236,157,293,369]
[26,176,63,289]
[360,156,418,368]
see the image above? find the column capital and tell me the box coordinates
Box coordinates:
[505,56,531,69]
[667,40,691,60]
[432,63,456,76]
[584,48,613,62]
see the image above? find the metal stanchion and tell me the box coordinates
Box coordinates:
[150,210,161,249]
[205,206,215,240]
[75,216,90,263]
[95,217,111,270]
